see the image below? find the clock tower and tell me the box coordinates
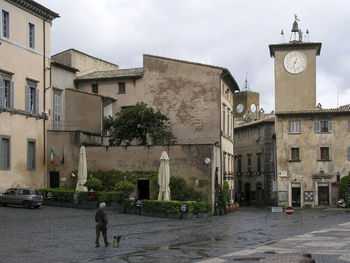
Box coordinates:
[269,17,322,112]
[233,77,259,119]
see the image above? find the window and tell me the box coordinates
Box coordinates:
[53,91,62,130]
[291,148,300,161]
[315,121,332,133]
[222,106,226,133]
[28,22,35,49]
[247,154,252,173]
[320,147,330,161]
[27,139,35,170]
[0,136,10,170]
[118,82,125,93]
[2,10,10,38]
[256,153,261,172]
[290,121,300,133]
[237,155,242,173]
[227,109,230,136]
[91,84,98,94]
[0,78,14,108]
[347,147,350,161]
[25,83,39,114]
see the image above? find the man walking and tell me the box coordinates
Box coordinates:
[95,202,109,248]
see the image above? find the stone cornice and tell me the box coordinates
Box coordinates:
[5,0,59,21]
[269,42,322,57]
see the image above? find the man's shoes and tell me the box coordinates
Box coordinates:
[96,244,100,248]
[105,242,110,247]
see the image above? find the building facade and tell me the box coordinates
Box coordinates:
[275,108,350,207]
[0,0,58,191]
[270,18,350,207]
[48,52,240,204]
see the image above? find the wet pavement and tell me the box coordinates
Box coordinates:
[0,205,349,263]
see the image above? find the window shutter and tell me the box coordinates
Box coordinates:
[0,79,4,108]
[27,142,31,170]
[348,147,350,161]
[25,86,30,112]
[315,121,320,132]
[35,88,39,114]
[296,122,300,133]
[10,82,14,109]
[328,121,333,132]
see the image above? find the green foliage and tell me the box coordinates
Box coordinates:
[223,181,230,205]
[39,188,75,202]
[115,181,136,194]
[169,176,204,201]
[140,200,210,214]
[96,191,128,203]
[69,170,78,190]
[193,202,212,213]
[149,173,159,200]
[339,174,350,206]
[84,177,103,191]
[77,191,88,203]
[103,102,177,146]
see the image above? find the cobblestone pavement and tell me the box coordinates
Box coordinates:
[0,205,349,263]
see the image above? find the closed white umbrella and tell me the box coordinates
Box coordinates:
[158,151,171,201]
[76,146,88,192]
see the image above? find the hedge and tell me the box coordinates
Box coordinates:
[138,200,211,214]
[39,188,126,204]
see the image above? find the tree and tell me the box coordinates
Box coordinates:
[103,102,177,146]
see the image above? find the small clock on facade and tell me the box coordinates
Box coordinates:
[284,51,307,74]
[250,104,257,113]
[236,104,244,113]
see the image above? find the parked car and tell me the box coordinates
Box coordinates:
[0,188,43,208]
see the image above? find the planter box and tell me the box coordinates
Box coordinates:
[141,210,154,217]
[153,211,167,218]
[197,212,211,218]
[166,212,180,219]
[125,207,136,214]
[60,202,74,208]
[43,200,61,207]
[76,201,98,210]
[180,212,194,219]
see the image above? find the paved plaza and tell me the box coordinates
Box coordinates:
[0,205,349,263]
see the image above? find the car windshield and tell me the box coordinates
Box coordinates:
[34,190,41,196]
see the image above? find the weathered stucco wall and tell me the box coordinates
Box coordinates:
[52,49,118,76]
[276,113,350,207]
[47,131,215,201]
[64,89,102,134]
[142,55,222,145]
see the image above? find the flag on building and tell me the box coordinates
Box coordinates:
[50,148,56,166]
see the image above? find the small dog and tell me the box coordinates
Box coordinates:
[112,235,121,247]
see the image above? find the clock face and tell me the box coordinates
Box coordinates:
[250,104,257,113]
[284,51,307,74]
[237,104,244,113]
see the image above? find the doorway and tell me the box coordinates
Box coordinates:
[137,179,150,200]
[50,172,60,188]
[318,185,329,206]
[292,187,301,207]
[256,182,263,206]
[244,183,251,205]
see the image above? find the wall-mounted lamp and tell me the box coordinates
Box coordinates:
[225,88,230,94]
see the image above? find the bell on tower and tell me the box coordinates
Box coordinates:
[289,15,303,43]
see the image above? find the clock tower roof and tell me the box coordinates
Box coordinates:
[269,42,322,58]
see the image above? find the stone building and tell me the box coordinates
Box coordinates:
[234,116,276,206]
[0,0,58,191]
[270,18,350,207]
[47,51,240,204]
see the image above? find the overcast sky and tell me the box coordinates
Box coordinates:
[37,0,350,112]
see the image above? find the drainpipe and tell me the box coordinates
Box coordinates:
[43,19,47,187]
